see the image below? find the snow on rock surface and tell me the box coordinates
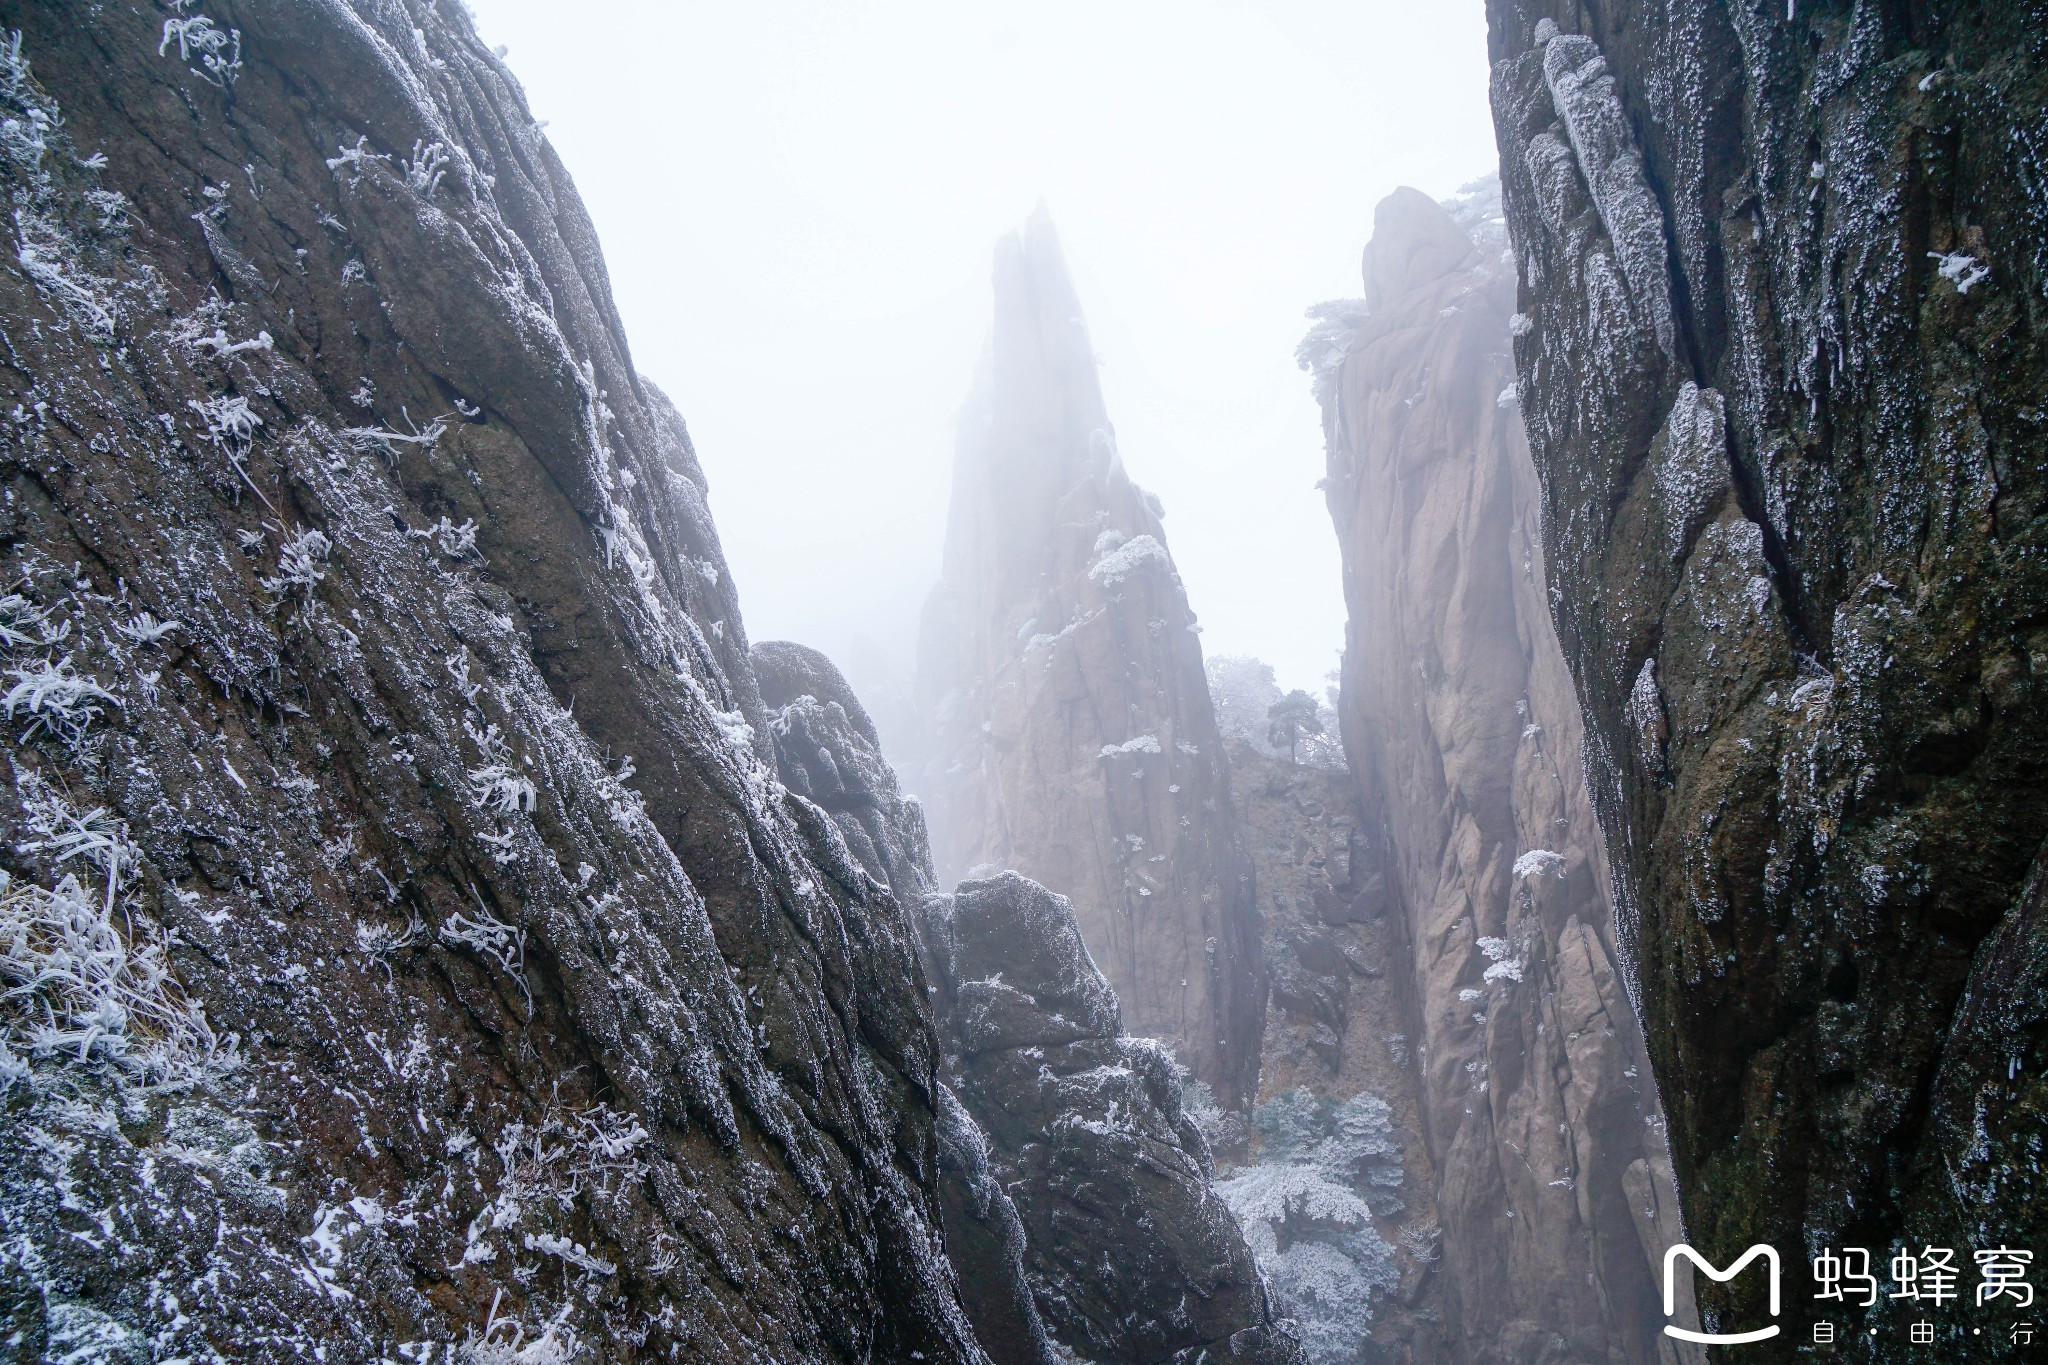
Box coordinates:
[758,640,1299,1365]
[918,872,1304,1365]
[915,207,1266,1110]
[1310,180,1694,1361]
[0,7,988,1359]
[1490,2,2048,1353]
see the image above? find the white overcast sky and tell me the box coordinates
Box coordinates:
[465,1,1498,700]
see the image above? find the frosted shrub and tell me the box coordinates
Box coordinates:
[415,515,479,560]
[158,11,241,89]
[0,871,217,1090]
[405,140,450,199]
[355,911,424,980]
[342,412,448,465]
[1295,299,1371,397]
[1248,1230,1391,1362]
[265,526,331,594]
[470,764,536,816]
[0,591,61,649]
[1221,1087,1404,1362]
[460,1292,579,1365]
[16,209,116,344]
[1180,1077,1246,1153]
[441,901,529,1010]
[189,393,260,447]
[189,393,276,511]
[1208,655,1283,751]
[4,655,118,745]
[113,610,181,646]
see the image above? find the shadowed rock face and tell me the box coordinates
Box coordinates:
[757,639,938,902]
[756,644,1297,1365]
[755,641,1054,1365]
[1219,741,1453,1363]
[916,209,1266,1108]
[1486,3,2048,1352]
[1315,186,1691,1363]
[0,4,986,1358]
[919,873,1306,1365]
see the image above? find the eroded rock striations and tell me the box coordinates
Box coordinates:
[754,640,1054,1365]
[1308,184,1692,1362]
[757,640,1301,1365]
[0,4,985,1358]
[918,873,1304,1365]
[1487,4,2048,1352]
[916,209,1266,1108]
[1213,730,1451,1364]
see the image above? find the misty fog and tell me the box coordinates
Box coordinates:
[464,0,1498,729]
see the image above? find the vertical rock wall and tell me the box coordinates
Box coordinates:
[1315,186,1690,1363]
[756,640,1304,1365]
[1219,738,1453,1363]
[1486,4,2048,1352]
[916,209,1267,1107]
[0,3,985,1358]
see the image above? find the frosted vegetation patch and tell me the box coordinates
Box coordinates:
[0,779,221,1093]
[1206,655,1344,768]
[1441,173,1507,255]
[1295,299,1370,398]
[1086,532,1170,586]
[1218,1087,1403,1361]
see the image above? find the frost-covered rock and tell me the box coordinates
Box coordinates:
[915,208,1266,1109]
[919,872,1305,1365]
[0,8,987,1359]
[1490,3,2048,1352]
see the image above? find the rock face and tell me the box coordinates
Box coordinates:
[756,639,938,903]
[1312,185,1691,1362]
[1217,737,1452,1364]
[918,872,1304,1365]
[755,640,1053,1365]
[916,209,1265,1107]
[0,5,986,1359]
[1488,5,2048,1351]
[757,642,1299,1365]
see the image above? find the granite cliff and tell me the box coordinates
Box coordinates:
[1292,184,1693,1362]
[1211,725,1451,1364]
[0,3,985,1358]
[1487,4,2048,1353]
[756,640,1303,1365]
[915,210,1267,1109]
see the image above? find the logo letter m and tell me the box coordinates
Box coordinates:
[1663,1244,1782,1345]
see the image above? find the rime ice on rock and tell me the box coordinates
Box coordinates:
[1488,0,2048,1330]
[0,9,991,1358]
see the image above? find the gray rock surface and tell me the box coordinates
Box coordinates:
[756,640,1298,1364]
[755,639,1055,1365]
[757,639,938,902]
[0,4,986,1358]
[1487,4,2048,1353]
[919,872,1306,1365]
[916,209,1265,1108]
[1311,185,1693,1362]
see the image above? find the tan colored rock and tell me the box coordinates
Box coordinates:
[1316,185,1695,1363]
[1221,739,1452,1362]
[916,209,1265,1106]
